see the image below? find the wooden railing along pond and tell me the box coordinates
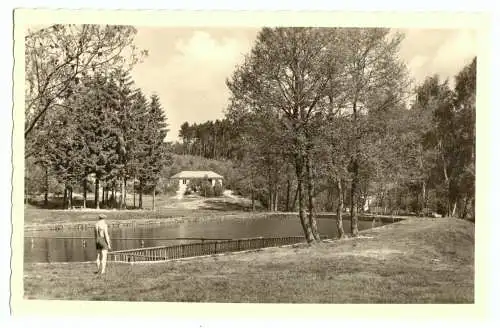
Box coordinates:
[108,236,306,262]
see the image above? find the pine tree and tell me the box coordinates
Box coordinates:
[138,94,171,210]
[127,90,150,209]
[111,69,136,209]
[75,74,122,209]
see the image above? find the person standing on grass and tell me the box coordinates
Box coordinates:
[95,214,112,274]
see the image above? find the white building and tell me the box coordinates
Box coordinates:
[170,171,224,188]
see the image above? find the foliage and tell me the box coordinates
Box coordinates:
[175,119,238,160]
[25,26,476,220]
[25,24,146,158]
[213,181,224,197]
[27,69,171,209]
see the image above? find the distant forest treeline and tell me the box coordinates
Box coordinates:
[171,120,240,160]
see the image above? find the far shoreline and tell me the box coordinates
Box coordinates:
[23,208,410,232]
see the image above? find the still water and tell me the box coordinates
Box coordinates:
[25,215,386,263]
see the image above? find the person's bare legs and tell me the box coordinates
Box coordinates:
[96,250,102,273]
[100,249,108,274]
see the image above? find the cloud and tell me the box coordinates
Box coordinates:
[399,29,477,84]
[131,28,476,141]
[131,29,255,141]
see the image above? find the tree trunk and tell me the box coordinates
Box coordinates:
[306,154,320,241]
[343,182,348,213]
[350,160,360,237]
[102,186,105,207]
[421,181,427,210]
[451,200,457,217]
[82,176,87,209]
[63,187,67,210]
[139,181,143,209]
[295,155,314,243]
[68,186,73,209]
[472,197,475,219]
[123,178,127,209]
[251,188,255,212]
[102,186,107,208]
[44,166,49,207]
[442,154,452,217]
[95,178,100,209]
[351,98,360,236]
[118,180,123,209]
[152,186,156,210]
[285,178,291,212]
[213,135,217,158]
[274,186,279,212]
[267,168,273,211]
[291,186,299,212]
[268,188,272,211]
[133,177,136,208]
[336,178,345,239]
[461,196,469,219]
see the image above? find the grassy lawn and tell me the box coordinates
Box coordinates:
[23,217,474,303]
[24,206,254,226]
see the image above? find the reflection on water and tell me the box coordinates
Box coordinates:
[25,215,386,263]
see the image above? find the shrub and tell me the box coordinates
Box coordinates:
[213,181,223,197]
[200,180,215,197]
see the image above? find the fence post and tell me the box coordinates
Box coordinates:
[215,241,218,254]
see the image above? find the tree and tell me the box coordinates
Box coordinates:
[338,28,410,236]
[127,90,149,208]
[452,57,476,218]
[71,73,123,209]
[398,58,475,219]
[136,94,171,210]
[227,27,349,243]
[25,24,146,159]
[318,109,352,238]
[112,69,136,209]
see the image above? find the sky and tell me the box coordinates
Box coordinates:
[129,28,477,141]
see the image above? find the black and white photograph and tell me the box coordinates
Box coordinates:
[13,9,485,309]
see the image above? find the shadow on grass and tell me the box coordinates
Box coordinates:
[200,199,255,212]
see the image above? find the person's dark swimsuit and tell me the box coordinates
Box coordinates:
[95,226,109,250]
[96,236,108,250]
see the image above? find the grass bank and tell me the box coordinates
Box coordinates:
[24,206,398,231]
[24,217,474,303]
[24,207,270,230]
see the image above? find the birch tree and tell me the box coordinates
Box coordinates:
[340,28,410,235]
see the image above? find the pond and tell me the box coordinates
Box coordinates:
[24,214,392,263]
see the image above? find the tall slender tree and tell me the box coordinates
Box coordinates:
[140,94,171,210]
[339,28,410,236]
[227,27,349,243]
